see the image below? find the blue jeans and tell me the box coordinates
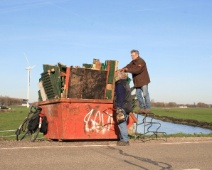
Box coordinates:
[118,112,129,142]
[136,85,151,109]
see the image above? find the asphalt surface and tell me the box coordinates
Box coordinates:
[0,138,212,170]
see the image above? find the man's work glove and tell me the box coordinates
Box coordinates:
[116,108,126,123]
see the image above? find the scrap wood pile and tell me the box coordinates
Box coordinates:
[38,59,118,101]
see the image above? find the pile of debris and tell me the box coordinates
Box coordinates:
[38,59,118,101]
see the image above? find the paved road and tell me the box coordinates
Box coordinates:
[0,138,212,170]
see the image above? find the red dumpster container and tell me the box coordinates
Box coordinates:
[37,98,135,141]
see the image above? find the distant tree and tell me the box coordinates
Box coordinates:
[0,96,23,106]
[196,102,209,108]
[154,102,165,107]
[167,102,177,107]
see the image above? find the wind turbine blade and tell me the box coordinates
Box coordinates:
[31,65,36,69]
[24,53,30,66]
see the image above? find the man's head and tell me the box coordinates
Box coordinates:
[131,49,139,60]
[115,71,128,82]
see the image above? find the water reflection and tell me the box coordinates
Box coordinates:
[135,115,212,135]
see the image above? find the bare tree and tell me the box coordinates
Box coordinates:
[0,96,23,106]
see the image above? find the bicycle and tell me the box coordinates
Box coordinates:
[15,105,46,142]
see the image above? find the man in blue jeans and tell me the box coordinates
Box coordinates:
[120,49,151,113]
[115,72,132,146]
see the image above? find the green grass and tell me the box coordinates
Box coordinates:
[0,106,29,140]
[129,132,212,138]
[166,132,212,137]
[151,107,212,122]
[0,106,29,130]
[134,107,212,123]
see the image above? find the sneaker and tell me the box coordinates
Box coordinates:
[117,141,129,146]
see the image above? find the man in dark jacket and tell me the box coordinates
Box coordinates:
[115,72,132,146]
[121,49,151,113]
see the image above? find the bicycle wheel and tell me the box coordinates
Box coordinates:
[16,118,29,141]
[30,127,40,142]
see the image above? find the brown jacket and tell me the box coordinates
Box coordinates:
[124,57,150,87]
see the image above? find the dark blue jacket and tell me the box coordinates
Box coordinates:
[115,79,132,114]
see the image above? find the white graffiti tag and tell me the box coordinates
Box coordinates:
[84,109,113,134]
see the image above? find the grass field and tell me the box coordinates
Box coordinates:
[151,107,212,122]
[0,106,30,140]
[134,107,212,122]
[0,106,29,130]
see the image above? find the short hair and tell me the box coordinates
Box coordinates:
[131,49,139,56]
[118,72,128,80]
[115,71,128,82]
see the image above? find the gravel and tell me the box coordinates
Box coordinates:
[1,137,212,148]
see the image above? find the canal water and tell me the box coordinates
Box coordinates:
[135,115,212,135]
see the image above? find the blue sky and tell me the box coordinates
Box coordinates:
[0,0,211,104]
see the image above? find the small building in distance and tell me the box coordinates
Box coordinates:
[179,105,188,108]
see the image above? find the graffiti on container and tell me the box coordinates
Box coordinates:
[84,108,113,134]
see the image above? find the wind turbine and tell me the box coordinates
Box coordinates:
[24,54,36,108]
